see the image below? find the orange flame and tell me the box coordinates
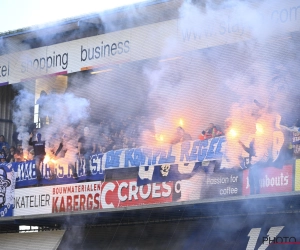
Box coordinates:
[179,118,184,127]
[43,155,57,164]
[256,123,264,135]
[155,134,164,142]
[44,155,50,164]
[229,128,238,138]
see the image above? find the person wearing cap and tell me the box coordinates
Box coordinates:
[29,132,46,181]
[0,167,11,208]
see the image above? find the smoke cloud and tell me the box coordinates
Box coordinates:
[10,0,300,168]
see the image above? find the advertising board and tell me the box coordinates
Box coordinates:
[14,179,173,216]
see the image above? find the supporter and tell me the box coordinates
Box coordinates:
[204,123,217,139]
[27,149,35,161]
[0,154,6,164]
[202,123,223,139]
[198,131,206,141]
[131,140,137,148]
[14,146,24,162]
[0,135,10,150]
[1,145,9,160]
[113,132,123,149]
[171,127,192,144]
[6,146,16,163]
[29,132,46,181]
[122,136,130,149]
[16,143,23,154]
[100,146,106,153]
[78,127,96,176]
[239,139,260,195]
[105,137,115,152]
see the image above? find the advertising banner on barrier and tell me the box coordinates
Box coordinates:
[242,165,293,196]
[171,167,243,202]
[14,179,173,216]
[294,159,300,191]
[201,169,243,199]
[10,164,297,217]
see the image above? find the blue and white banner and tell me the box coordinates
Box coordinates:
[1,137,226,189]
[135,137,226,186]
[105,136,226,169]
[15,153,105,188]
[0,162,17,217]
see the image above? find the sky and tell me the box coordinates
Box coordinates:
[0,0,148,33]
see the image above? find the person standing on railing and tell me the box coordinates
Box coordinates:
[29,132,46,181]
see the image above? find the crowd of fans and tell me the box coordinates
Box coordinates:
[0,116,151,164]
[0,116,226,165]
[0,135,34,163]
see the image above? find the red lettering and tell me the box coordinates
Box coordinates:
[79,195,86,210]
[66,196,72,211]
[87,194,93,210]
[94,193,100,209]
[73,195,79,211]
[59,197,65,212]
[52,197,58,213]
[53,188,55,195]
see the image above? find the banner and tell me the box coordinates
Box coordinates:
[0,0,299,85]
[242,165,293,196]
[0,163,17,218]
[172,168,243,202]
[294,159,300,191]
[201,169,243,199]
[107,137,226,169]
[15,154,105,188]
[14,179,173,216]
[7,163,299,218]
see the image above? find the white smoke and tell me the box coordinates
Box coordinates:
[12,89,35,150]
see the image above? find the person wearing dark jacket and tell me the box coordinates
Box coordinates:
[29,132,46,181]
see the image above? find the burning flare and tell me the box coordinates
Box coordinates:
[43,155,57,164]
[179,118,184,127]
[229,128,238,138]
[44,155,50,164]
[256,123,264,135]
[155,134,165,142]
